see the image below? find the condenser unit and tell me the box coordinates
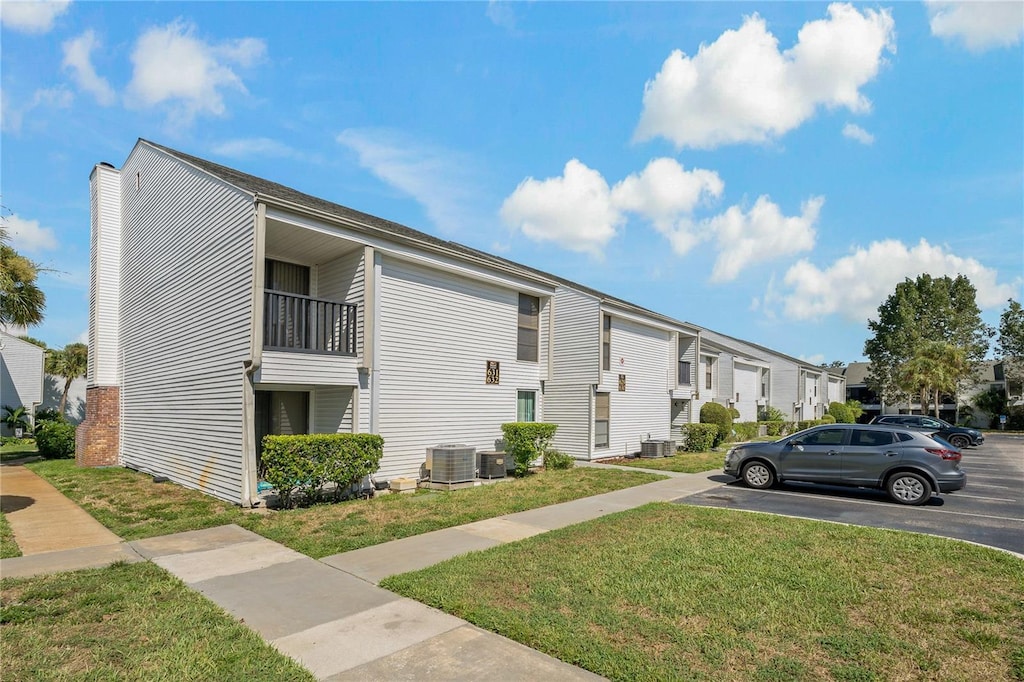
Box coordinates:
[426,444,477,484]
[478,451,506,479]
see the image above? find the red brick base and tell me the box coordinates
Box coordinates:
[76,386,120,467]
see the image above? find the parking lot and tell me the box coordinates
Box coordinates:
[681,434,1024,555]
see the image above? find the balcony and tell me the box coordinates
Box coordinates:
[263,290,357,355]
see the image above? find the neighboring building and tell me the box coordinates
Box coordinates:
[41,375,88,424]
[80,139,844,505]
[0,331,45,435]
[691,335,771,424]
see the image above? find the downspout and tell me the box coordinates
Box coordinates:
[240,199,267,508]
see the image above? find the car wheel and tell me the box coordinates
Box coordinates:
[887,472,931,505]
[948,434,969,449]
[742,461,775,489]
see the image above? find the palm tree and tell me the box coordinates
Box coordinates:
[897,342,967,417]
[2,405,30,436]
[0,225,46,327]
[46,343,88,416]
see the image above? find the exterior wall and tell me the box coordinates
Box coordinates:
[732,361,760,422]
[676,335,697,391]
[827,376,844,405]
[313,386,354,434]
[116,143,255,503]
[88,164,122,388]
[257,351,360,385]
[76,386,119,466]
[316,249,365,360]
[41,375,88,424]
[717,354,735,402]
[550,287,600,385]
[670,398,691,441]
[0,333,45,434]
[545,384,592,459]
[599,316,672,457]
[374,256,545,479]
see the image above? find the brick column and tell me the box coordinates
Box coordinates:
[76,386,119,467]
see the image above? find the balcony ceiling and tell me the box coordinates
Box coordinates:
[266,217,362,265]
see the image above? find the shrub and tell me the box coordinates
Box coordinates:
[502,423,558,477]
[734,421,759,440]
[759,405,786,422]
[820,414,836,424]
[36,421,76,459]
[543,450,575,470]
[34,408,65,425]
[827,401,854,423]
[699,402,733,447]
[261,434,384,509]
[796,419,828,431]
[845,399,864,422]
[681,423,717,451]
[760,420,786,437]
[728,407,741,420]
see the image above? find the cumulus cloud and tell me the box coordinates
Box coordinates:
[211,137,299,159]
[5,214,58,253]
[124,20,265,126]
[338,128,482,236]
[635,3,895,149]
[926,1,1023,52]
[705,195,822,282]
[0,0,70,34]
[842,122,874,145]
[62,30,115,105]
[776,238,1019,322]
[500,159,622,258]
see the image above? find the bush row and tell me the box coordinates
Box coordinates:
[261,434,384,508]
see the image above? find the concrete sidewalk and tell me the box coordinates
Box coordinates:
[1,464,723,680]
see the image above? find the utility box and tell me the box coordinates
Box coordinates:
[478,451,506,479]
[427,444,476,484]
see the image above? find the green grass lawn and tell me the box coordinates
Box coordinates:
[609,450,724,474]
[27,460,663,558]
[0,513,20,559]
[0,441,39,462]
[382,503,1024,682]
[0,561,314,681]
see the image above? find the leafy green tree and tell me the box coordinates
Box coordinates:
[827,401,854,423]
[45,343,88,416]
[896,341,967,417]
[973,387,1006,428]
[17,335,47,349]
[997,299,1024,396]
[0,224,46,327]
[864,274,992,407]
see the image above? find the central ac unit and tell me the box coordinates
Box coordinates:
[426,444,476,484]
[478,451,506,479]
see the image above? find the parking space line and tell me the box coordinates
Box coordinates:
[969,482,1014,489]
[951,493,1017,502]
[719,487,1024,523]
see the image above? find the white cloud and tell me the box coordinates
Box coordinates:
[800,353,826,365]
[635,3,895,149]
[338,128,481,235]
[486,1,517,32]
[1,85,73,133]
[62,30,115,105]
[926,1,1024,52]
[842,122,874,145]
[705,195,822,282]
[124,20,266,126]
[211,137,299,159]
[0,0,70,34]
[777,238,1019,322]
[500,159,623,259]
[5,214,58,253]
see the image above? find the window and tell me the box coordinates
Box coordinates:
[801,428,845,446]
[921,418,942,428]
[761,371,768,398]
[517,294,539,362]
[265,259,310,295]
[678,360,692,385]
[595,392,610,448]
[896,432,914,442]
[851,430,894,447]
[705,359,714,390]
[517,390,536,422]
[602,314,611,371]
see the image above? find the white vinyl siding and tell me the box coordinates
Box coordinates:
[88,164,122,387]
[375,256,543,479]
[717,354,734,403]
[118,144,255,504]
[828,377,844,404]
[0,333,45,434]
[258,350,360,385]
[601,317,672,457]
[314,386,354,433]
[316,249,365,359]
[545,384,592,459]
[670,399,691,441]
[732,361,760,422]
[551,287,600,384]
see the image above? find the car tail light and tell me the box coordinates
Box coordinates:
[926,448,961,461]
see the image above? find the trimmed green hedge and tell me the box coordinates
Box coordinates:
[733,421,760,440]
[699,402,733,447]
[36,421,75,459]
[501,422,558,476]
[681,423,718,452]
[796,419,830,431]
[261,433,383,508]
[827,401,855,423]
[759,420,786,437]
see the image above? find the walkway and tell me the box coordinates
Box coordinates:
[0,462,722,680]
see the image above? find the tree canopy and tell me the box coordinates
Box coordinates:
[46,343,88,416]
[864,274,991,406]
[997,299,1023,396]
[0,223,46,327]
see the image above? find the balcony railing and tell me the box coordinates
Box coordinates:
[263,290,357,355]
[678,361,692,386]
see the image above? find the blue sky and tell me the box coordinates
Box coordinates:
[2,1,1021,364]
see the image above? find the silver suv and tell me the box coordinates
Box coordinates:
[723,424,966,505]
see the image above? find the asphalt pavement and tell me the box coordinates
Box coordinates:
[681,433,1024,555]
